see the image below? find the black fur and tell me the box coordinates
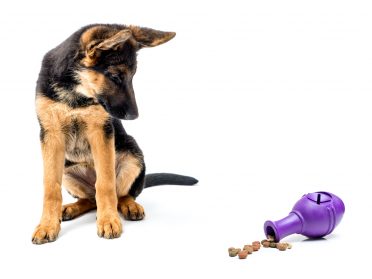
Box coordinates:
[64,159,77,168]
[93,42,137,69]
[36,26,86,101]
[37,24,197,199]
[145,173,199,187]
[62,119,86,135]
[129,167,146,198]
[38,117,46,143]
[103,118,114,139]
[36,24,137,110]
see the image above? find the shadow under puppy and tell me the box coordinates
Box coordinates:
[32,24,197,244]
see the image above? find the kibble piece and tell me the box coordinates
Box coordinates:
[252,244,260,251]
[228,250,236,257]
[277,243,287,251]
[229,248,241,257]
[243,244,253,252]
[267,235,275,242]
[228,238,291,258]
[252,241,261,251]
[238,250,248,259]
[269,242,277,248]
[243,245,254,254]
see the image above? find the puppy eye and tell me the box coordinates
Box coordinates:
[111,74,122,84]
[106,72,122,84]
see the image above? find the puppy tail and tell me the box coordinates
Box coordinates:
[144,173,198,188]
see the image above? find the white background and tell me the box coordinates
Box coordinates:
[0,0,371,278]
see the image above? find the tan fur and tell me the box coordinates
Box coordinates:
[33,95,123,241]
[149,35,176,47]
[65,136,92,164]
[63,152,141,200]
[37,95,122,237]
[116,153,142,197]
[94,29,132,51]
[33,24,177,244]
[81,27,133,67]
[75,67,125,99]
[85,122,122,238]
[107,64,129,75]
[81,54,97,67]
[80,26,105,67]
[75,69,106,98]
[62,199,97,221]
[118,195,145,220]
[63,165,96,199]
[80,26,104,48]
[36,95,109,134]
[36,95,108,166]
[129,25,176,47]
[32,118,65,244]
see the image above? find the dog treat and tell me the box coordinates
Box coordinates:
[252,245,260,251]
[252,241,261,248]
[243,244,251,250]
[276,243,287,251]
[233,248,242,257]
[238,250,249,259]
[228,237,292,259]
[243,245,254,254]
[267,235,275,242]
[229,248,241,257]
[261,236,293,251]
[269,242,277,248]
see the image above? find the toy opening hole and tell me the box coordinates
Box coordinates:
[266,226,276,241]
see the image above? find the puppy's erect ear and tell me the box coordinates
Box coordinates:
[95,29,132,50]
[86,29,132,60]
[129,26,176,48]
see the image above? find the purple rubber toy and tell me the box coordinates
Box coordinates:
[264,191,345,242]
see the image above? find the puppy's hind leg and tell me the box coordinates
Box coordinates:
[62,199,97,221]
[116,152,146,221]
[62,165,97,221]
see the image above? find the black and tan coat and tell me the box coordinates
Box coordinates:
[32,24,197,244]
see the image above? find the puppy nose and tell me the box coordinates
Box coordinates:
[124,113,138,120]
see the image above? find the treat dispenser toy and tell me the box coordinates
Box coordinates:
[264,191,345,242]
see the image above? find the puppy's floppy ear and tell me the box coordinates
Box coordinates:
[86,29,132,60]
[129,26,176,48]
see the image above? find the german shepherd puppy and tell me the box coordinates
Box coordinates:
[32,24,197,244]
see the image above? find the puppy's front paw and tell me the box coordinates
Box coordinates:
[97,212,122,239]
[32,223,61,245]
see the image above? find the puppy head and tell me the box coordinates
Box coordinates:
[76,24,175,120]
